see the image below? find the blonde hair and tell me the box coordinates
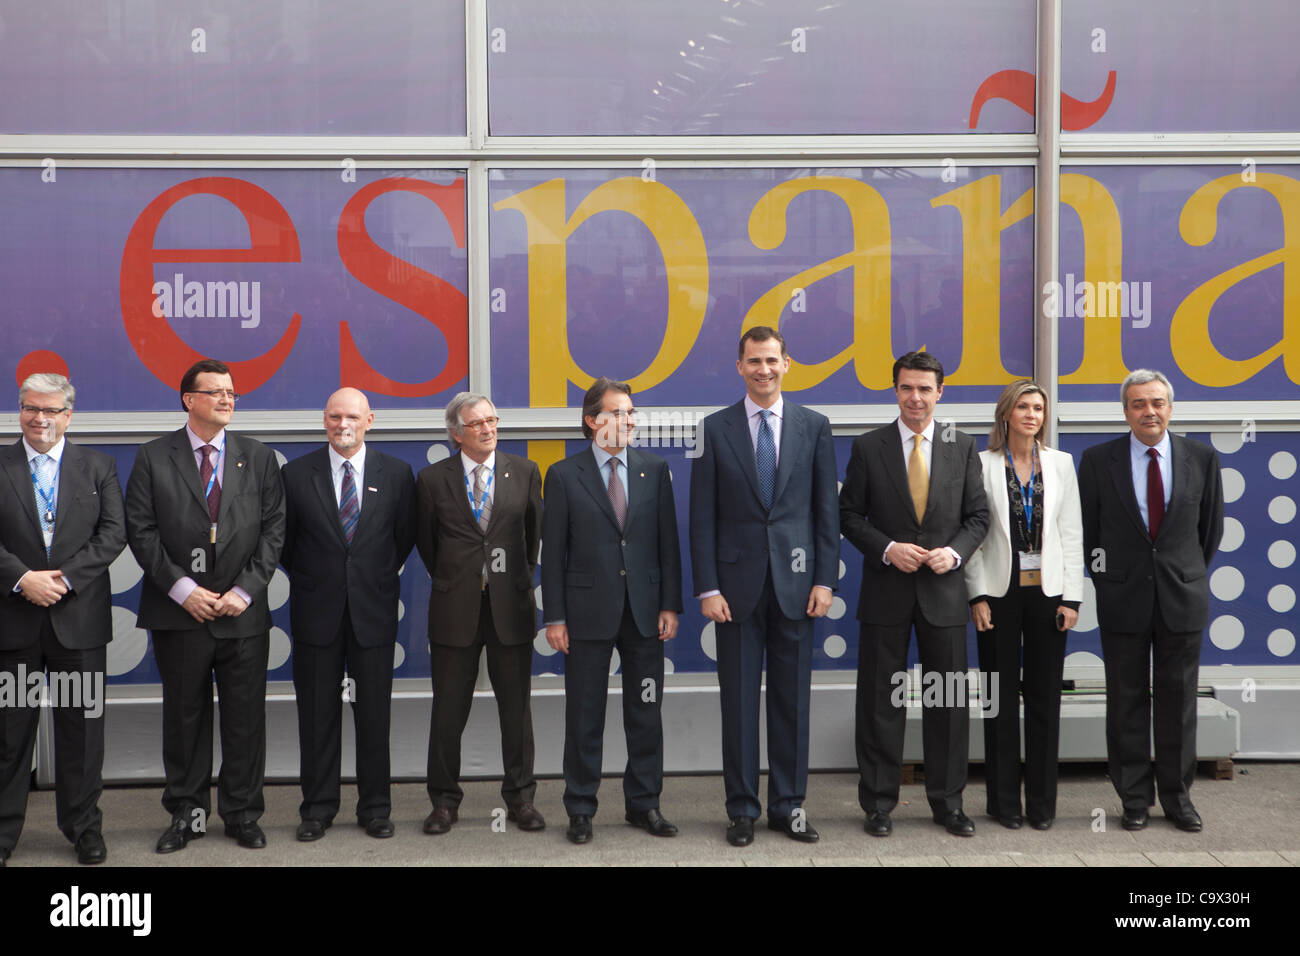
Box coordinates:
[987,380,1048,453]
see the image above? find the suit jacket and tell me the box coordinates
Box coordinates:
[280,446,416,648]
[689,400,839,622]
[1078,433,1223,633]
[964,445,1084,603]
[416,450,541,648]
[541,446,683,641]
[839,420,989,628]
[125,428,285,638]
[0,440,126,651]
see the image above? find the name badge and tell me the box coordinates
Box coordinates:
[1019,550,1041,586]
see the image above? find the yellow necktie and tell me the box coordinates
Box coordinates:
[908,435,928,521]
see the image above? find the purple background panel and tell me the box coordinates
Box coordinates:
[1058,165,1300,403]
[0,0,466,136]
[487,0,1036,135]
[0,167,468,411]
[1061,0,1300,133]
[489,166,1036,408]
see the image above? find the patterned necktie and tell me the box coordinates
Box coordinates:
[1146,447,1164,539]
[339,460,359,544]
[32,454,55,554]
[756,409,776,510]
[198,444,221,523]
[908,434,929,521]
[474,464,492,531]
[607,458,627,530]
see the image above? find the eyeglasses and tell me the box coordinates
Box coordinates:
[20,404,69,417]
[461,416,499,431]
[188,389,240,402]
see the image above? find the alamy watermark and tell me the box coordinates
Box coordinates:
[0,665,104,718]
[1042,272,1152,327]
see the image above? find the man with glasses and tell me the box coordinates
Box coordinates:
[125,359,285,853]
[416,393,545,835]
[0,373,126,866]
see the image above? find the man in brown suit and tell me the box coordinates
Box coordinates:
[416,392,544,834]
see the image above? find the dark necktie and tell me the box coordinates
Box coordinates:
[339,460,359,544]
[607,458,627,530]
[756,409,776,510]
[1146,447,1164,539]
[199,444,221,523]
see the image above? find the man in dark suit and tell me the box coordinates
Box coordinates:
[689,326,839,847]
[416,393,545,835]
[0,373,125,867]
[280,387,416,842]
[542,378,683,845]
[839,351,989,837]
[1079,369,1223,833]
[125,358,285,853]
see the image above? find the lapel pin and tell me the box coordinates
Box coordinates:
[368,486,378,493]
[236,461,245,468]
[503,472,509,478]
[640,472,645,478]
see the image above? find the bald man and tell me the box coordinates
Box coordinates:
[280,389,416,840]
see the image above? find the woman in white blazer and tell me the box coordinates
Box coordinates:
[964,380,1083,830]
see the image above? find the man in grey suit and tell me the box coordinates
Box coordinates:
[0,373,125,867]
[125,358,285,853]
[1079,369,1223,832]
[689,326,839,847]
[840,351,989,837]
[542,377,683,844]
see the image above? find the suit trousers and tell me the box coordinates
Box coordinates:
[1101,606,1200,815]
[0,618,106,851]
[857,609,969,815]
[716,572,813,821]
[292,607,395,825]
[562,602,665,818]
[427,591,536,809]
[977,584,1067,823]
[153,627,269,825]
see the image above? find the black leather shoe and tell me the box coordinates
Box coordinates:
[726,816,755,847]
[1122,808,1149,831]
[224,821,266,849]
[1028,817,1054,831]
[155,817,204,854]
[993,814,1023,830]
[296,819,329,842]
[566,815,593,844]
[75,830,107,865]
[626,808,678,837]
[1168,807,1203,833]
[864,810,893,837]
[364,818,395,839]
[934,810,976,836]
[768,814,819,843]
[423,805,457,835]
[508,802,547,831]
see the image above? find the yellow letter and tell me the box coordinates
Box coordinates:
[1170,172,1298,386]
[1058,173,1130,384]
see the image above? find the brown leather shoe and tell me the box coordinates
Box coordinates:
[422,805,458,835]
[507,802,546,831]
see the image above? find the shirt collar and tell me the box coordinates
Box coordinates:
[1130,430,1171,461]
[744,395,783,422]
[896,417,935,447]
[591,442,628,472]
[23,436,66,463]
[329,442,366,477]
[461,450,496,477]
[186,423,226,453]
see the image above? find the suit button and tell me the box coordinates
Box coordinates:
[619,570,626,576]
[1146,576,1153,582]
[622,540,627,547]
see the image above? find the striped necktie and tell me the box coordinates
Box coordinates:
[339,460,359,544]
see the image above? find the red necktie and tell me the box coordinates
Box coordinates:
[1146,447,1164,540]
[199,444,221,523]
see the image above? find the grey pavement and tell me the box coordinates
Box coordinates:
[7,763,1298,867]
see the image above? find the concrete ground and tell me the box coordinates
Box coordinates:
[7,763,1298,867]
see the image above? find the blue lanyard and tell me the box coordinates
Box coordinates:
[464,465,494,524]
[29,457,57,522]
[201,436,227,501]
[1005,443,1038,531]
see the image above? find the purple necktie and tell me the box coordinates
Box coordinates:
[199,444,221,523]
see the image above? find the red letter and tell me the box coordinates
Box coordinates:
[336,178,468,396]
[119,177,302,393]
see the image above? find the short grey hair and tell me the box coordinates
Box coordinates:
[443,392,494,450]
[19,373,75,410]
[1120,369,1174,406]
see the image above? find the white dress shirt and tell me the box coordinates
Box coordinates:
[1129,431,1172,530]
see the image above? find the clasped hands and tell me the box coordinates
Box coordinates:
[181,587,248,622]
[887,542,956,575]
